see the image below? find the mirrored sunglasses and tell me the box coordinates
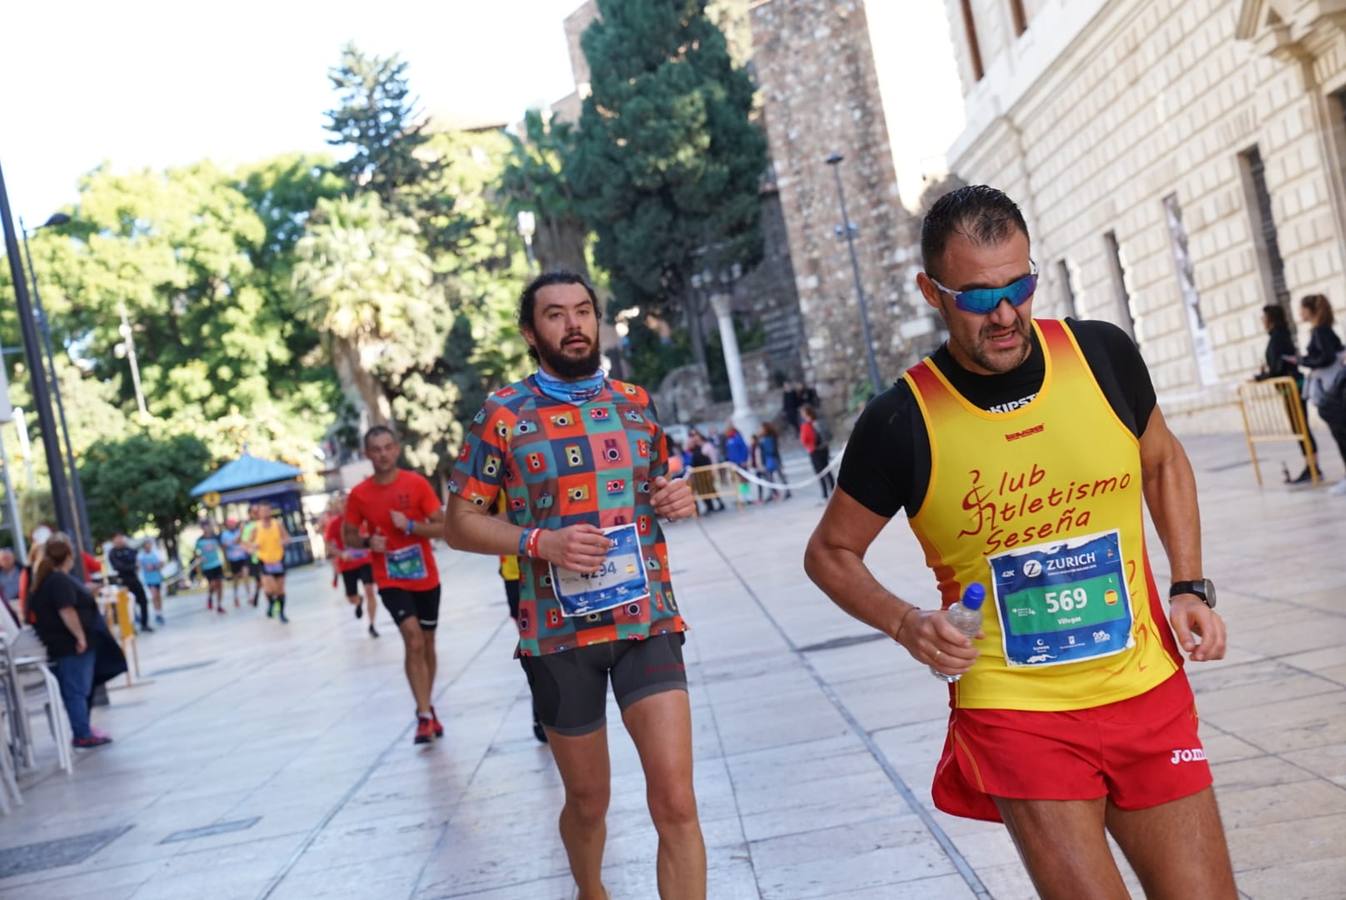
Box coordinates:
[929,263,1038,314]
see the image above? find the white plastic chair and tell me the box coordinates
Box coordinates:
[0,633,72,774]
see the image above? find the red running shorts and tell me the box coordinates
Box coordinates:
[933,670,1212,822]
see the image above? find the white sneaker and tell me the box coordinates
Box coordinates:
[1330,479,1346,496]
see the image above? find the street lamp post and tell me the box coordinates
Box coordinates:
[825,153,883,397]
[115,302,148,418]
[516,210,537,268]
[22,213,95,556]
[0,162,78,548]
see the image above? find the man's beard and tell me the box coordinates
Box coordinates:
[537,332,602,378]
[962,318,1032,374]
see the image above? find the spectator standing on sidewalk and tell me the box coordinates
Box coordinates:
[0,548,21,604]
[30,534,125,747]
[108,532,153,633]
[799,405,835,500]
[1296,294,1346,495]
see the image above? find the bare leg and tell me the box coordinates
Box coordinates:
[994,796,1130,900]
[622,689,705,900]
[422,629,436,694]
[364,582,378,625]
[1106,788,1236,900]
[547,727,611,900]
[398,619,431,713]
[150,585,163,613]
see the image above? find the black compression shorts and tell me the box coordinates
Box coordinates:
[341,565,373,596]
[520,633,687,737]
[380,585,440,630]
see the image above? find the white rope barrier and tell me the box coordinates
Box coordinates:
[681,446,845,499]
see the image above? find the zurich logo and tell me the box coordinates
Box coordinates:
[1022,559,1043,578]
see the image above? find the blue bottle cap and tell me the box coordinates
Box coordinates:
[962,583,986,610]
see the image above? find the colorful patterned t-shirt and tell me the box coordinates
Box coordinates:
[449,376,686,656]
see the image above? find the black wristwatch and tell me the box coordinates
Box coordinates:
[1169,579,1216,609]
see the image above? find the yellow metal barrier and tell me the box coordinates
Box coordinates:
[100,587,140,686]
[686,464,747,512]
[1237,377,1320,487]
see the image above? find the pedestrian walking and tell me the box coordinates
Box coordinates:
[754,422,790,501]
[445,271,705,900]
[805,185,1236,900]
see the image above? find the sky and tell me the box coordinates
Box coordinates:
[0,0,965,223]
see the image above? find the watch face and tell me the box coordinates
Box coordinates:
[1200,579,1216,608]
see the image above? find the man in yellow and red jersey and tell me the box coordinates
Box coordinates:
[805,186,1236,899]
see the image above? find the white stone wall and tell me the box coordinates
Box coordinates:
[942,0,1346,428]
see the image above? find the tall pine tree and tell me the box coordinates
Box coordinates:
[324,44,459,253]
[567,0,766,316]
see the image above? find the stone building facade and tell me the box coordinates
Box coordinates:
[751,0,940,415]
[944,0,1346,425]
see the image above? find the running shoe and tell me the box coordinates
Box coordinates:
[355,603,363,619]
[217,605,226,615]
[368,624,379,638]
[1331,478,1346,496]
[73,734,112,748]
[429,706,445,738]
[154,614,165,626]
[414,716,434,745]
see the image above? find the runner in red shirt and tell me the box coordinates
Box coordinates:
[344,426,446,745]
[323,496,378,638]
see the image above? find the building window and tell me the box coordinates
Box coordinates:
[961,0,985,81]
[1057,259,1079,319]
[1162,194,1220,385]
[1009,0,1028,36]
[1102,231,1138,340]
[1238,146,1290,312]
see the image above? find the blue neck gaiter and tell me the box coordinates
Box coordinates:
[533,368,606,405]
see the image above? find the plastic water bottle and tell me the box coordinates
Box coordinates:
[930,583,987,684]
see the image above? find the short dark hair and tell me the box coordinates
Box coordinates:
[363,424,399,448]
[921,185,1029,280]
[518,271,601,361]
[1262,304,1288,329]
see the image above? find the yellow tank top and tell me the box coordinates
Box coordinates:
[904,319,1181,711]
[255,520,285,564]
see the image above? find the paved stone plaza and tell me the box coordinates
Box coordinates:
[1,434,1344,899]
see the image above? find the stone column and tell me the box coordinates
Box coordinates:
[709,290,757,434]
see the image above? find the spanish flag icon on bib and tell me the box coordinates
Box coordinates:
[1104,588,1120,606]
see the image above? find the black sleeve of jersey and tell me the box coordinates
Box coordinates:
[1067,319,1157,438]
[836,382,929,518]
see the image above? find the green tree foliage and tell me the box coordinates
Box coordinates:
[20,159,344,466]
[325,44,459,253]
[567,0,767,316]
[499,110,590,275]
[79,432,212,560]
[292,192,457,474]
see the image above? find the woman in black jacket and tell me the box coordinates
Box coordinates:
[1297,295,1346,495]
[1255,304,1316,482]
[29,534,113,747]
